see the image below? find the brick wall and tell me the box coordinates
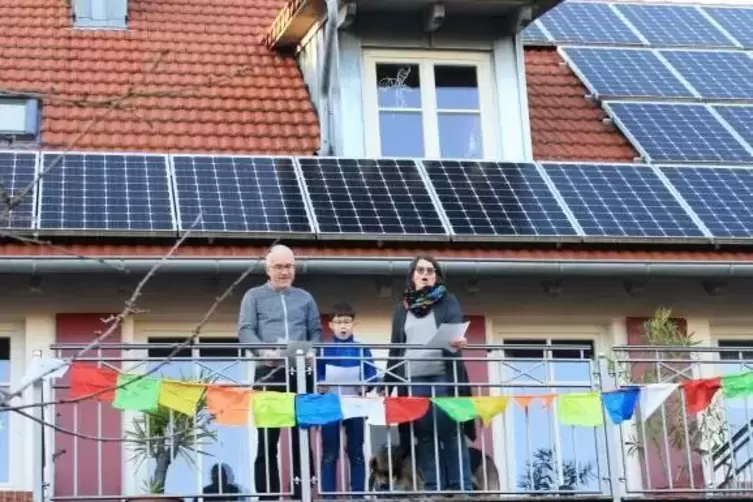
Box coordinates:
[0,492,33,502]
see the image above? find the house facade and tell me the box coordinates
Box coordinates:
[1,0,753,501]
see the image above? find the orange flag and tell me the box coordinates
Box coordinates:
[385,397,430,424]
[682,377,721,413]
[69,363,118,402]
[207,387,253,426]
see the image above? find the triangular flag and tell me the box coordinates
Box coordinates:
[385,397,430,424]
[19,357,69,389]
[639,383,678,421]
[539,394,556,408]
[601,388,640,424]
[159,380,204,416]
[558,392,603,427]
[471,396,509,426]
[112,374,161,413]
[207,387,253,426]
[296,394,343,428]
[340,397,386,425]
[252,392,296,428]
[682,377,721,413]
[432,397,477,423]
[514,395,535,408]
[69,363,118,402]
[722,371,753,399]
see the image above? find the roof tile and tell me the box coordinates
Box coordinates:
[1,0,319,155]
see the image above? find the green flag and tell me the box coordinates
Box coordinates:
[558,392,603,427]
[252,392,296,428]
[112,374,161,413]
[722,371,753,399]
[432,397,478,422]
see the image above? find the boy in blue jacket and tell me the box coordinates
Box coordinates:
[317,302,378,498]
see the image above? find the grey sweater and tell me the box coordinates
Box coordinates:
[237,283,323,355]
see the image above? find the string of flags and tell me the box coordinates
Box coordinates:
[48,362,753,429]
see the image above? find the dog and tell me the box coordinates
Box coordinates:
[368,443,500,494]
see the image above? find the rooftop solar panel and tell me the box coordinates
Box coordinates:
[660,165,753,240]
[0,151,37,229]
[561,47,694,99]
[543,163,706,239]
[538,2,643,45]
[171,155,312,236]
[703,7,753,48]
[296,157,448,239]
[615,4,735,47]
[521,21,551,45]
[421,160,578,240]
[661,50,753,100]
[714,106,753,152]
[38,153,174,234]
[604,102,753,164]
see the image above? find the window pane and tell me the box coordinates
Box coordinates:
[0,400,7,483]
[376,64,421,108]
[379,111,424,157]
[434,65,479,110]
[0,338,8,383]
[438,113,482,159]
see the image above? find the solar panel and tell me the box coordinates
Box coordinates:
[521,22,551,45]
[561,47,693,98]
[604,102,753,163]
[421,160,577,239]
[714,106,753,151]
[661,50,753,100]
[0,151,37,229]
[296,158,447,239]
[543,163,705,239]
[660,165,753,239]
[538,2,643,45]
[171,155,312,235]
[703,7,753,48]
[615,4,735,47]
[38,153,174,233]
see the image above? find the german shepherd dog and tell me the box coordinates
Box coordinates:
[368,443,500,494]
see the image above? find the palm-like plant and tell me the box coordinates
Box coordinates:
[126,371,219,495]
[518,447,595,491]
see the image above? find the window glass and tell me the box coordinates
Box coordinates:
[0,338,9,483]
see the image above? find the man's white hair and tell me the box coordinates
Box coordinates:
[265,244,295,266]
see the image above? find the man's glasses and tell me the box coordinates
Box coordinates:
[271,263,295,271]
[415,266,435,276]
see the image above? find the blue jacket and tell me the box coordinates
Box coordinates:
[317,335,379,389]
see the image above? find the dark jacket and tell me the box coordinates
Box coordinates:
[382,293,477,450]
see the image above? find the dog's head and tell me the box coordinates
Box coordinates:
[368,445,424,493]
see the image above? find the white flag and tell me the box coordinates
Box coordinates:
[640,383,679,421]
[19,357,69,389]
[340,396,386,426]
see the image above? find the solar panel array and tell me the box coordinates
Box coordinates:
[0,151,37,229]
[659,51,753,100]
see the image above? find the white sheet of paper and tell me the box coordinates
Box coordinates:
[426,322,470,352]
[340,396,386,426]
[324,365,361,396]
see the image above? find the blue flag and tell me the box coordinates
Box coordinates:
[602,388,640,424]
[295,394,343,428]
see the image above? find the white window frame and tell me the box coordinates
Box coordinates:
[0,322,26,490]
[361,49,498,160]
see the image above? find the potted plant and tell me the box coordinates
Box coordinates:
[125,374,219,501]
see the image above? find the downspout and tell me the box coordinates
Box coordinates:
[317,0,340,156]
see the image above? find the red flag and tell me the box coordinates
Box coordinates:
[385,397,430,424]
[70,363,118,402]
[682,377,721,413]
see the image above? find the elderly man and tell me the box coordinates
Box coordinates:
[238,244,322,500]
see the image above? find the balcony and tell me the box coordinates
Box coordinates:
[27,341,753,501]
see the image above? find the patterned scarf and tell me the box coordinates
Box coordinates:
[403,284,447,318]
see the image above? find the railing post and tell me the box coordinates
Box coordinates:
[597,353,623,502]
[31,353,46,502]
[295,350,313,502]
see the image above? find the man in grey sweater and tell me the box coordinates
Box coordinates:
[238,244,322,500]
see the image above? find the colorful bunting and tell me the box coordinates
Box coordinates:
[558,392,603,427]
[69,363,118,402]
[601,388,639,424]
[682,377,721,413]
[296,394,343,428]
[340,397,386,425]
[207,387,254,426]
[112,374,161,413]
[471,396,510,426]
[385,397,430,424]
[252,392,296,428]
[639,383,678,421]
[159,380,204,416]
[722,371,753,399]
[433,397,477,422]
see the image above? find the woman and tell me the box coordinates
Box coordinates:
[382,255,476,494]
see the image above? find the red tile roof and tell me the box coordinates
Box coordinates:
[1,0,320,154]
[525,48,638,163]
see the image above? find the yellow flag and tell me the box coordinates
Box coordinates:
[558,392,603,427]
[471,396,509,426]
[158,380,204,416]
[252,392,296,428]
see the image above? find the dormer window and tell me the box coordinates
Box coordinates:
[72,0,128,29]
[0,98,40,139]
[362,50,497,159]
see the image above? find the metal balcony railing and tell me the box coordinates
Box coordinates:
[21,341,753,501]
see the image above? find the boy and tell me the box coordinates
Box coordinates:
[317,302,378,498]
